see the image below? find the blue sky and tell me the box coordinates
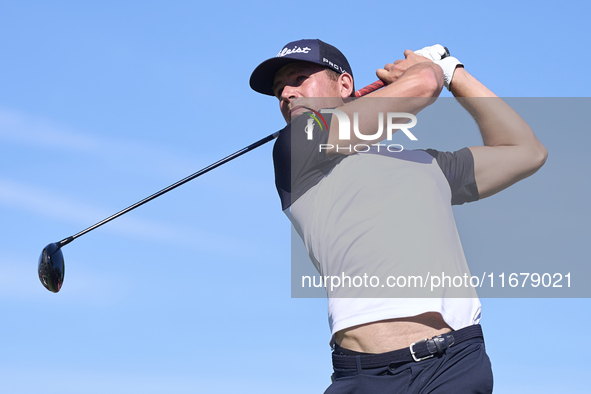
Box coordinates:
[1,1,589,393]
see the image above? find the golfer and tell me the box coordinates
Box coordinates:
[250,39,547,393]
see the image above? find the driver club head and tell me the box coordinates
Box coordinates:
[38,243,65,293]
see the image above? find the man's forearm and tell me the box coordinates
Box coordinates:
[373,61,444,99]
[326,62,444,153]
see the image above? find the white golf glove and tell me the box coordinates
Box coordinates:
[414,44,463,90]
[414,44,448,61]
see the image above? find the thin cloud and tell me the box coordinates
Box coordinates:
[0,108,99,151]
[0,106,270,186]
[0,107,205,180]
[0,178,258,256]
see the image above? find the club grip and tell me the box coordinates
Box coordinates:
[354,80,385,97]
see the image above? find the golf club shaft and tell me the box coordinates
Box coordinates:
[57,82,384,248]
[57,131,280,247]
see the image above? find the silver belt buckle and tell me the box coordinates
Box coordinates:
[410,338,434,362]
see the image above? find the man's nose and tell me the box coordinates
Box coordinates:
[281,84,300,100]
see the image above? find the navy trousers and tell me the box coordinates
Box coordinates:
[325,337,493,393]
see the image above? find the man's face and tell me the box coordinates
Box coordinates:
[272,62,345,123]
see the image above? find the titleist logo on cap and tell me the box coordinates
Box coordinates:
[277,46,312,57]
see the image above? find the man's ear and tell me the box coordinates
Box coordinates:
[338,73,354,98]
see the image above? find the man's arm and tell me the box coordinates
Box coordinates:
[450,68,548,198]
[326,51,444,153]
[371,50,444,99]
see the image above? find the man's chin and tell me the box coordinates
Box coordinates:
[289,105,309,119]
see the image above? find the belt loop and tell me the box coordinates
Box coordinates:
[355,355,362,374]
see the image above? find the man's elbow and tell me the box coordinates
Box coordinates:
[524,141,548,176]
[536,143,548,168]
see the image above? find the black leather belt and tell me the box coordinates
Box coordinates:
[332,324,483,370]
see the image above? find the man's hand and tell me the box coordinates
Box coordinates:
[376,50,436,85]
[414,44,463,90]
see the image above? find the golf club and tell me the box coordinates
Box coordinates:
[38,81,384,293]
